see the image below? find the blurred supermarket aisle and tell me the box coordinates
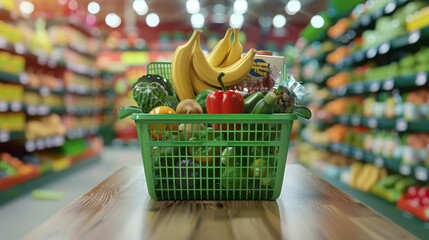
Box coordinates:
[0,147,142,240]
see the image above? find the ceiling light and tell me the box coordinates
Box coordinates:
[273,14,286,28]
[285,0,301,15]
[310,15,324,28]
[233,0,248,14]
[19,1,34,15]
[229,13,244,28]
[133,0,148,15]
[186,0,200,14]
[191,13,205,29]
[146,13,160,28]
[87,2,100,14]
[105,13,121,28]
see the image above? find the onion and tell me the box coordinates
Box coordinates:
[176,99,203,114]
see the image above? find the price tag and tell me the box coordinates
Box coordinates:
[43,137,52,148]
[384,1,396,14]
[38,105,50,115]
[369,82,380,92]
[383,78,394,90]
[340,115,349,124]
[27,105,38,115]
[337,86,347,96]
[54,136,65,146]
[354,84,364,94]
[360,15,371,26]
[399,164,411,176]
[366,48,377,59]
[14,43,26,54]
[0,132,10,142]
[396,118,408,132]
[25,140,36,152]
[378,42,390,55]
[351,116,361,126]
[354,150,363,160]
[415,72,427,86]
[341,145,350,155]
[0,101,8,112]
[39,86,51,96]
[367,118,378,128]
[408,31,421,45]
[331,143,341,152]
[374,157,384,167]
[36,138,45,150]
[19,73,29,85]
[10,101,22,112]
[415,167,428,181]
[354,51,365,62]
[0,37,7,48]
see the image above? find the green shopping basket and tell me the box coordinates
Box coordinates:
[119,62,298,200]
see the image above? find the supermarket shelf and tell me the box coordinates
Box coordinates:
[333,0,411,45]
[66,126,99,139]
[24,136,66,152]
[334,25,429,70]
[329,142,429,183]
[0,131,25,143]
[331,71,429,97]
[326,114,429,133]
[307,139,429,183]
[1,127,100,146]
[0,71,25,84]
[305,165,429,239]
[0,104,105,116]
[0,153,101,206]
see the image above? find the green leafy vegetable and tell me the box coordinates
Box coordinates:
[132,81,169,113]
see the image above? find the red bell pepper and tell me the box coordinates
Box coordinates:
[206,72,244,130]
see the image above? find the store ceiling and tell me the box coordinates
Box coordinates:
[75,0,328,31]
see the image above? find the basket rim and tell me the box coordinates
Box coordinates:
[131,113,298,121]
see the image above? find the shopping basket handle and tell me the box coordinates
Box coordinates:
[117,105,142,119]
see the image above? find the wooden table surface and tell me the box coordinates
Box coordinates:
[24,164,418,240]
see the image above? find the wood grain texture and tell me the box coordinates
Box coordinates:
[24,164,418,240]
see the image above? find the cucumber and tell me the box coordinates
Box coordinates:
[244,92,265,113]
[251,92,277,114]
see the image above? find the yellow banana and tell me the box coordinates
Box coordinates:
[219,28,243,68]
[206,28,233,67]
[189,64,221,94]
[192,36,257,87]
[171,30,202,100]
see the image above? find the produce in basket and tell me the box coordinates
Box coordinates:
[132,80,169,113]
[221,167,248,189]
[148,106,177,140]
[174,159,201,189]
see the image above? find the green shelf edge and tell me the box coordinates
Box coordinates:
[330,114,429,133]
[0,154,100,206]
[332,71,429,97]
[304,166,429,239]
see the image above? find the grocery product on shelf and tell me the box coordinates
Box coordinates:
[296,0,429,228]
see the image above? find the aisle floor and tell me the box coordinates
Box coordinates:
[0,147,142,240]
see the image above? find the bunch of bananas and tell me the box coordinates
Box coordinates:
[349,162,387,192]
[171,29,257,100]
